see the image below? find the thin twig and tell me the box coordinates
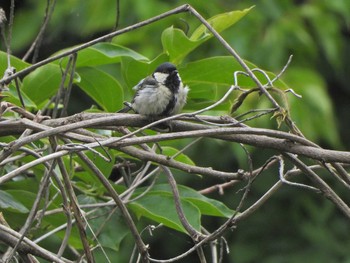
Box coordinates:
[0,8,8,68]
[7,0,15,68]
[113,0,120,32]
[162,166,205,240]
[53,138,96,263]
[3,158,56,263]
[0,4,191,85]
[187,6,280,109]
[277,155,320,192]
[283,153,350,219]
[14,72,25,108]
[270,55,293,84]
[22,0,56,62]
[61,53,77,117]
[52,53,74,118]
[69,141,150,263]
[0,225,73,263]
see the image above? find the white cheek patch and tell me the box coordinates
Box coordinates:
[153,72,168,84]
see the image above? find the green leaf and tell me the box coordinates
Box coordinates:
[22,64,62,105]
[0,190,29,213]
[52,222,84,249]
[86,204,129,251]
[0,51,30,74]
[181,57,285,87]
[150,184,234,218]
[58,43,148,68]
[120,54,168,94]
[181,57,288,113]
[161,27,200,64]
[3,83,37,109]
[74,147,115,189]
[190,7,254,41]
[184,83,231,111]
[180,56,246,85]
[284,68,340,146]
[181,57,279,113]
[1,177,39,193]
[77,67,123,112]
[161,146,195,166]
[129,194,201,233]
[129,184,234,234]
[161,7,253,63]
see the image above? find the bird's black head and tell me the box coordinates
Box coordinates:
[152,62,181,93]
[154,62,177,74]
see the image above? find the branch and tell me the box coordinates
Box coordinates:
[162,166,205,240]
[187,6,280,109]
[22,0,57,62]
[69,141,150,263]
[0,4,191,85]
[119,145,242,180]
[283,153,350,219]
[2,114,350,185]
[53,137,95,263]
[0,224,73,263]
[2,156,55,263]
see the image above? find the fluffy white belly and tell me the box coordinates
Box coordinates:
[132,85,172,115]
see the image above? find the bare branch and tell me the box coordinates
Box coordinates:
[187,6,281,110]
[283,153,350,219]
[70,142,150,262]
[52,137,95,263]
[161,166,205,240]
[2,157,56,263]
[22,0,57,62]
[0,225,73,263]
[0,4,191,85]
[1,4,349,263]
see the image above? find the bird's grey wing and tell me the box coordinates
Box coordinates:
[132,76,158,91]
[117,102,133,113]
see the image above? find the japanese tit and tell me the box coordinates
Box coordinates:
[118,62,189,117]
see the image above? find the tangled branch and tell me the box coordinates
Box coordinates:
[0,3,349,263]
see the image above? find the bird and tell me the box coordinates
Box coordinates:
[118,62,189,117]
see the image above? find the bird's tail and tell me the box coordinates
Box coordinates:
[117,102,133,113]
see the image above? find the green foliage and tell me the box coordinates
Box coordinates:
[129,194,201,233]
[129,184,233,233]
[162,7,252,64]
[160,146,196,166]
[0,190,29,213]
[0,7,251,258]
[3,2,340,145]
[22,64,62,106]
[285,68,340,146]
[77,67,123,112]
[149,184,234,218]
[1,1,348,262]
[189,8,253,41]
[74,148,115,191]
[58,43,148,68]
[0,52,30,72]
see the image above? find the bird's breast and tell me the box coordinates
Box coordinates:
[132,85,173,115]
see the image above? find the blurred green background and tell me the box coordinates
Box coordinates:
[1,0,350,262]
